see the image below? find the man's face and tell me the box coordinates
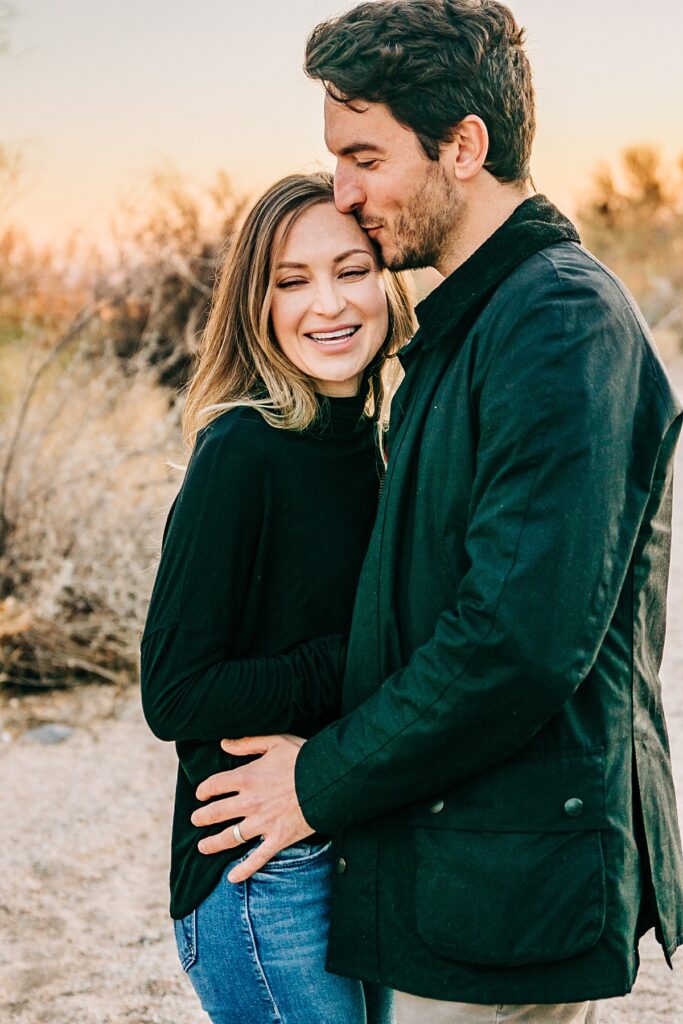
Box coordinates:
[324,95,463,272]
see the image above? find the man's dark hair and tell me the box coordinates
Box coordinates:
[304,0,536,183]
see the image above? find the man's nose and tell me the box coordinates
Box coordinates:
[334,165,365,214]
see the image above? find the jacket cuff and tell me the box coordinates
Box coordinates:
[295,731,349,835]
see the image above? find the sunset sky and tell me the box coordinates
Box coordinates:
[2,0,682,246]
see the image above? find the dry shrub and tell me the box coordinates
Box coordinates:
[0,170,250,689]
[578,146,683,361]
[0,331,181,688]
[102,168,248,391]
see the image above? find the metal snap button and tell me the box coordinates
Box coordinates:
[429,799,445,814]
[336,857,347,875]
[564,798,584,818]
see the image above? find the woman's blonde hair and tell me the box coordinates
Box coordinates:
[181,172,415,451]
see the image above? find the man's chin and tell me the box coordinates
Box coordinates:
[372,231,437,272]
[384,249,435,273]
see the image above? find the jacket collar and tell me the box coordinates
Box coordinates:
[400,195,580,362]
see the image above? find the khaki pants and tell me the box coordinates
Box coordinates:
[395,992,599,1024]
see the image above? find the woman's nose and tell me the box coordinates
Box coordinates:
[312,280,347,318]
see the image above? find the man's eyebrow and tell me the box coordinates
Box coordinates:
[276,248,373,270]
[336,142,384,156]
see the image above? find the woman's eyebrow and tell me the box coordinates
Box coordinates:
[277,248,372,270]
[333,248,373,263]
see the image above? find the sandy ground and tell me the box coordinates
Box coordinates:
[1,361,683,1024]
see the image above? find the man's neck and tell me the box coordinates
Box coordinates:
[436,178,536,278]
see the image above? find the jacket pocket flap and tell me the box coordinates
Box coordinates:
[411,750,606,832]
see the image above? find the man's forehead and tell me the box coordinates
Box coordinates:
[323,95,402,152]
[324,94,370,138]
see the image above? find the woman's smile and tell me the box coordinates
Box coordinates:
[304,324,362,348]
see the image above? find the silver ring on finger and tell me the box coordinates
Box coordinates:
[232,822,247,845]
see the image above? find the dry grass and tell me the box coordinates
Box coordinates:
[0,334,181,689]
[0,170,246,691]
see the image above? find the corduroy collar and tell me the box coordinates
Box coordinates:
[400,194,580,361]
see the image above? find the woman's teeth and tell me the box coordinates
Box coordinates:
[308,326,359,344]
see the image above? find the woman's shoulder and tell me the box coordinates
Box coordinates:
[186,405,276,483]
[197,404,273,445]
[188,401,330,482]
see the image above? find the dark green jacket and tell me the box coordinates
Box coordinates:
[295,196,683,1003]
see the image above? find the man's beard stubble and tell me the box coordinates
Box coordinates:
[384,161,464,272]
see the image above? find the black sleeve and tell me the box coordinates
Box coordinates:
[140,423,346,742]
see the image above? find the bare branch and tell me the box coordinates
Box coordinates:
[0,301,107,553]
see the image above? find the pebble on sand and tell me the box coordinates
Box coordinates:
[23,723,75,745]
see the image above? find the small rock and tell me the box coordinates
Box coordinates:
[125,929,162,946]
[24,723,74,745]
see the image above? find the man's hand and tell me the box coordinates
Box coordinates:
[190,734,314,883]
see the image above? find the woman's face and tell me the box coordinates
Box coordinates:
[270,201,389,397]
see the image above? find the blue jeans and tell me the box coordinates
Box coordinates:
[173,839,394,1024]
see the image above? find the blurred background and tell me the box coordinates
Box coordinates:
[0,2,682,1022]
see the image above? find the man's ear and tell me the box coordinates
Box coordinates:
[442,115,489,182]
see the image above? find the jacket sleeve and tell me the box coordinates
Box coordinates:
[140,424,346,743]
[295,257,682,834]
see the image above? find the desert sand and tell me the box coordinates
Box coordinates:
[1,362,682,1024]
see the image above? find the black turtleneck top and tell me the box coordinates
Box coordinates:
[140,392,380,919]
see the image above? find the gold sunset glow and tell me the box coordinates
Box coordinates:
[1,0,682,245]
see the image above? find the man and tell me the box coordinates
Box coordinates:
[191,2,683,1020]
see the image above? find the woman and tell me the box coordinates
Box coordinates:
[140,172,414,1024]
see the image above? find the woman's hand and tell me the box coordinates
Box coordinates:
[190,734,314,883]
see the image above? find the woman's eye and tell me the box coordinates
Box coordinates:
[276,278,307,289]
[339,268,370,280]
